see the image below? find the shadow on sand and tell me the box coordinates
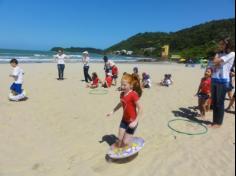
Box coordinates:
[172,107,212,125]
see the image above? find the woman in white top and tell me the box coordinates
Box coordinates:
[210,37,235,128]
[54,49,68,80]
[82,51,92,83]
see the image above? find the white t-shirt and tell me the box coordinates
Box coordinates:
[54,54,68,64]
[82,56,90,66]
[12,66,24,84]
[144,79,152,87]
[212,52,235,83]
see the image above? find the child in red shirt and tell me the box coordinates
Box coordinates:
[110,61,119,86]
[102,73,113,88]
[196,68,212,119]
[107,73,143,148]
[87,72,100,89]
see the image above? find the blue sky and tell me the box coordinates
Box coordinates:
[0,0,234,50]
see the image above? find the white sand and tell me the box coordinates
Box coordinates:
[0,63,235,176]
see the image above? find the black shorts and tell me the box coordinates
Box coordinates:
[120,120,138,135]
[198,93,209,100]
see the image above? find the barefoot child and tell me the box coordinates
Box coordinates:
[9,59,24,95]
[195,68,212,119]
[107,73,143,148]
[86,72,100,89]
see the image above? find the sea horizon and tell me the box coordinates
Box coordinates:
[0,48,140,63]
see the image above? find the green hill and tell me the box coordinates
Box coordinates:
[106,18,235,59]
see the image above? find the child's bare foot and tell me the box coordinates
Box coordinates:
[207,124,213,128]
[208,124,221,128]
[201,115,207,120]
[111,143,118,150]
[212,124,222,128]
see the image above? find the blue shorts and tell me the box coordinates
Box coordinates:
[10,83,22,94]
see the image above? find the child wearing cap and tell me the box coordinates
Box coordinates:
[102,73,113,88]
[110,61,119,86]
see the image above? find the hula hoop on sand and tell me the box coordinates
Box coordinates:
[168,119,208,135]
[89,89,108,95]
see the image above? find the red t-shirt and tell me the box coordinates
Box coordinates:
[200,77,211,94]
[120,91,139,123]
[106,76,113,87]
[112,66,118,76]
[92,77,99,86]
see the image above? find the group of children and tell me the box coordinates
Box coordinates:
[8,54,234,152]
[86,60,118,89]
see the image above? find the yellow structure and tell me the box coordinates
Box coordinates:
[161,45,169,59]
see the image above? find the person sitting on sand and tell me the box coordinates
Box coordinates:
[107,73,143,149]
[160,74,173,87]
[195,68,212,119]
[86,72,100,89]
[141,72,151,88]
[9,58,24,95]
[102,73,113,88]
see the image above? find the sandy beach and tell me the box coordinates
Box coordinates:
[0,62,235,176]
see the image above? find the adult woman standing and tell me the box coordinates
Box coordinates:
[54,49,68,80]
[210,37,235,128]
[82,51,92,83]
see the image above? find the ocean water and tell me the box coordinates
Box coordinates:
[0,49,139,63]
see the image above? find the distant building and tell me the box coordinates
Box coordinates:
[114,50,121,55]
[121,50,127,54]
[161,45,169,59]
[127,51,133,55]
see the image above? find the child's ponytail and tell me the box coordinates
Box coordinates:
[132,74,142,97]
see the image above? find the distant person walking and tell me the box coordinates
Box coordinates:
[54,49,69,80]
[210,37,235,128]
[82,51,92,83]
